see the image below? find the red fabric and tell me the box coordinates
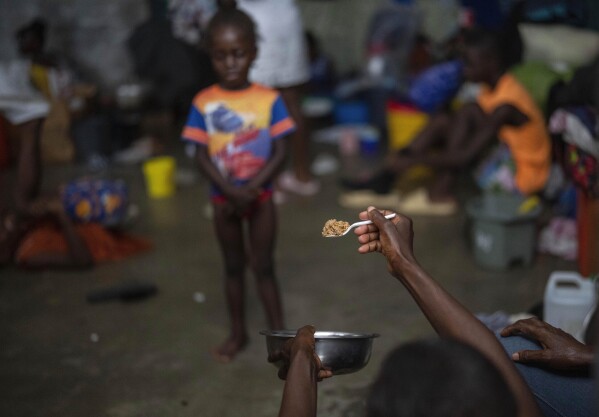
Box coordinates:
[15,222,152,264]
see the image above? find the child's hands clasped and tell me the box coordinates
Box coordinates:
[223,185,261,215]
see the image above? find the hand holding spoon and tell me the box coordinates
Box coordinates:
[322,213,396,237]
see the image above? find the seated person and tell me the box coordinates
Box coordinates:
[0,197,150,269]
[0,19,51,213]
[342,28,551,215]
[272,208,595,417]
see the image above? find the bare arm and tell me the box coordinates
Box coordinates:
[246,137,287,190]
[196,145,233,194]
[18,199,93,269]
[407,104,528,170]
[354,207,541,417]
[276,327,326,417]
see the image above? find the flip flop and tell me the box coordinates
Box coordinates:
[338,190,401,209]
[397,188,457,216]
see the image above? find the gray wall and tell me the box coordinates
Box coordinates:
[297,0,460,75]
[2,0,597,93]
[0,0,454,89]
[0,0,461,90]
[0,0,149,91]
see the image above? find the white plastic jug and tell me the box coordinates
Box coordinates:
[543,271,597,341]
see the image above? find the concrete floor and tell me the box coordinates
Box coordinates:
[0,142,575,417]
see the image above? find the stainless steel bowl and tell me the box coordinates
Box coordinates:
[260,330,379,375]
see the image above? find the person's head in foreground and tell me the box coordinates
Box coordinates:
[366,338,517,417]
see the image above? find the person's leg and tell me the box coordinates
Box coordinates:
[426,102,487,200]
[341,111,452,194]
[15,118,44,212]
[278,84,319,195]
[247,198,284,330]
[400,111,452,155]
[497,333,596,417]
[212,204,249,362]
[342,103,487,197]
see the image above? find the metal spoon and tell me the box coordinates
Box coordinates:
[324,213,396,237]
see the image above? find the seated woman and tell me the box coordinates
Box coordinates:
[0,197,150,269]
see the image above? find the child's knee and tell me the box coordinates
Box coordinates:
[253,262,275,280]
[224,259,245,278]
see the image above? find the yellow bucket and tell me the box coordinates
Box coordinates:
[386,102,429,150]
[386,102,433,181]
[142,156,176,198]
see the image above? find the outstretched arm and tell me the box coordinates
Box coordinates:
[273,326,332,417]
[354,207,541,417]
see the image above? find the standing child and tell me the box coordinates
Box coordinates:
[181,6,293,362]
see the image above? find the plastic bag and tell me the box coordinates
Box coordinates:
[62,179,129,226]
[408,60,463,113]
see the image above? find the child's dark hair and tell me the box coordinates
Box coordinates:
[463,1,524,72]
[206,5,257,47]
[366,338,517,417]
[16,18,47,43]
[463,26,522,71]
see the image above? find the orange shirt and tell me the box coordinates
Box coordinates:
[477,74,551,194]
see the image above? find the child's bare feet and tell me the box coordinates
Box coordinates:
[211,335,249,363]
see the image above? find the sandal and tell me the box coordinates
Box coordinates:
[338,190,401,209]
[397,188,457,216]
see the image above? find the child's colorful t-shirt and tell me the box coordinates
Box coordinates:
[182,83,295,194]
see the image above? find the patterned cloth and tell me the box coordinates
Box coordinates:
[181,83,295,195]
[474,143,518,193]
[550,106,599,197]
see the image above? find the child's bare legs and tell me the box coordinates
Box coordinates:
[212,204,249,362]
[15,118,44,212]
[248,198,284,330]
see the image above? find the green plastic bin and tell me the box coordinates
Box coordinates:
[466,193,542,269]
